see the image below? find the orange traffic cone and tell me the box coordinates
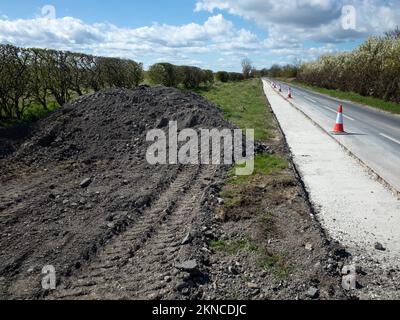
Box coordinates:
[287,87,292,98]
[332,105,347,134]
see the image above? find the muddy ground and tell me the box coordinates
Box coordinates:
[0,85,350,300]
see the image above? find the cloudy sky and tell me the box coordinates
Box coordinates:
[0,0,398,71]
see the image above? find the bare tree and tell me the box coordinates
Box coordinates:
[241,58,253,80]
[0,45,31,119]
[28,48,51,110]
[0,44,145,122]
[385,26,400,39]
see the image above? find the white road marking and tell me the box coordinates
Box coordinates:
[323,106,355,121]
[322,106,337,114]
[380,133,400,146]
[343,114,355,121]
[304,96,317,103]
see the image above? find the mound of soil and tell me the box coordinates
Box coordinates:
[4,86,231,169]
[0,86,232,299]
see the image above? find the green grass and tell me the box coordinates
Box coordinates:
[228,153,288,185]
[209,238,290,278]
[219,154,288,208]
[209,238,259,255]
[196,79,273,142]
[259,212,274,235]
[0,101,58,128]
[259,250,290,279]
[197,80,288,204]
[290,80,400,115]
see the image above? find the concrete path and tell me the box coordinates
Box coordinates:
[262,79,400,267]
[273,80,400,193]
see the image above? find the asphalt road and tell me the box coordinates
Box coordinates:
[269,79,400,193]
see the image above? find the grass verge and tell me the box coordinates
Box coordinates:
[199,79,291,279]
[195,79,273,141]
[198,78,288,210]
[289,80,400,115]
[220,154,288,208]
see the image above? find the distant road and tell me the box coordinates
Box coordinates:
[269,79,400,193]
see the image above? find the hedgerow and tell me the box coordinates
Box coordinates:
[0,44,143,120]
[297,33,400,103]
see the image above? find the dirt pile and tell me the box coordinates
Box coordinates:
[0,86,232,299]
[5,85,231,167]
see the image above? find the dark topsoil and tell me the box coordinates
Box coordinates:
[0,85,347,300]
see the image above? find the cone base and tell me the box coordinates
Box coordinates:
[331,131,348,135]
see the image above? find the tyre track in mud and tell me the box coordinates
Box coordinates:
[0,165,181,299]
[52,164,214,300]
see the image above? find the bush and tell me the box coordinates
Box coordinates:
[215,71,245,83]
[265,64,298,79]
[216,71,230,83]
[228,72,244,81]
[179,66,204,88]
[149,64,216,88]
[148,63,180,87]
[202,69,215,86]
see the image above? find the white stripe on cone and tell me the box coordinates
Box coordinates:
[336,112,344,125]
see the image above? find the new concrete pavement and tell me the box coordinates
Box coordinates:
[271,79,400,193]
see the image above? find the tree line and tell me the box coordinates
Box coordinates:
[147,63,214,88]
[263,64,299,79]
[297,29,400,103]
[147,63,252,88]
[147,58,264,88]
[0,44,143,121]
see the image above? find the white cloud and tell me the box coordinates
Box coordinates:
[196,0,341,28]
[195,0,400,47]
[0,14,262,69]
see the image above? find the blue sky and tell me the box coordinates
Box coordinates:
[0,1,398,71]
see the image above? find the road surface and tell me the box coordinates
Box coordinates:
[270,79,400,193]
